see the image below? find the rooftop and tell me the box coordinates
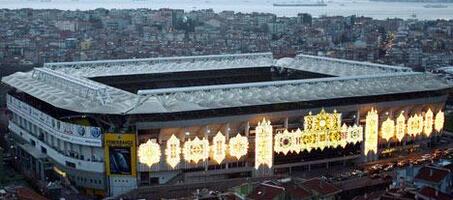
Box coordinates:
[417,187,452,200]
[302,178,342,196]
[1,52,451,115]
[415,166,451,184]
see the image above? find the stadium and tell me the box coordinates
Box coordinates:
[1,52,450,197]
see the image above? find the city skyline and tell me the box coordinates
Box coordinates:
[1,0,453,20]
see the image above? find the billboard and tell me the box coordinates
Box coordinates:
[7,95,102,146]
[104,133,137,176]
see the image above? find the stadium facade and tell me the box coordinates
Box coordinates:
[1,52,450,197]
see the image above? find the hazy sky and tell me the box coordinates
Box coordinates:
[1,0,453,20]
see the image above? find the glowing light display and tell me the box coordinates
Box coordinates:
[380,117,395,141]
[435,110,444,132]
[150,107,439,172]
[424,109,433,136]
[329,129,343,148]
[138,139,161,167]
[183,136,209,164]
[345,124,363,145]
[292,129,302,153]
[395,112,406,142]
[211,131,226,164]
[341,124,349,148]
[318,131,328,151]
[165,134,181,168]
[228,133,249,160]
[407,114,423,136]
[274,129,301,155]
[304,109,341,132]
[303,109,342,151]
[342,124,348,135]
[301,131,316,152]
[365,108,378,155]
[255,118,273,169]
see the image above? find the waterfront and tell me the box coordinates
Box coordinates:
[2,0,453,20]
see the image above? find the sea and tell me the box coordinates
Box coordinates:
[1,0,453,20]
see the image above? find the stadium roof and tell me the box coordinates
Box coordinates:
[2,52,451,114]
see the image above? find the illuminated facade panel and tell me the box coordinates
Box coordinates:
[407,114,423,136]
[395,112,406,142]
[183,136,209,164]
[292,129,302,154]
[318,131,328,151]
[341,124,349,147]
[165,134,181,168]
[328,129,343,148]
[424,109,433,136]
[255,119,273,169]
[211,131,227,164]
[435,110,445,132]
[380,117,395,141]
[138,139,161,167]
[304,109,341,132]
[303,109,342,151]
[365,108,378,155]
[345,124,363,145]
[301,131,316,152]
[228,133,249,160]
[274,129,301,155]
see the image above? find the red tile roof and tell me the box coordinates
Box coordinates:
[284,183,313,199]
[247,180,315,200]
[247,183,285,200]
[16,187,48,200]
[415,166,450,184]
[352,191,385,200]
[302,178,342,196]
[417,187,453,200]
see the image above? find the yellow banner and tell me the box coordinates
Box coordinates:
[104,133,137,176]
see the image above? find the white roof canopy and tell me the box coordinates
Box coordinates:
[2,52,450,114]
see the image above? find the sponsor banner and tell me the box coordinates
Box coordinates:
[7,95,102,147]
[104,133,137,177]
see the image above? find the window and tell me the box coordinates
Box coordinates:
[30,139,36,146]
[41,146,47,154]
[27,121,31,131]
